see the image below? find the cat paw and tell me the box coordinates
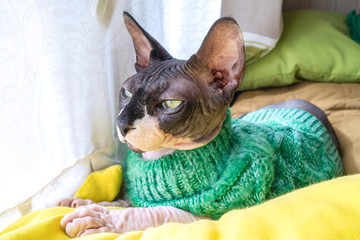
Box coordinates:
[57,197,95,208]
[61,205,125,237]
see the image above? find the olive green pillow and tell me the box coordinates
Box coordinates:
[239,10,360,91]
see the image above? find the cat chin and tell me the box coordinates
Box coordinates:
[127,142,145,153]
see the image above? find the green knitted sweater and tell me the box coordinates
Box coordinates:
[125,108,343,219]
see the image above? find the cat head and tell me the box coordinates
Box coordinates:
[116,12,245,153]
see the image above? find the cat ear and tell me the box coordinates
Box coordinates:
[123,12,173,72]
[188,17,245,96]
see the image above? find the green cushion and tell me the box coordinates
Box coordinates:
[239,10,360,91]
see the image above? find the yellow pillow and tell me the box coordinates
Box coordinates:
[2,171,360,240]
[74,165,122,202]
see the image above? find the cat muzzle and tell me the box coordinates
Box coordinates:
[116,125,145,153]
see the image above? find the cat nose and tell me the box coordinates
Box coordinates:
[116,116,133,137]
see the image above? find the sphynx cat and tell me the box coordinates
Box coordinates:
[58,12,342,237]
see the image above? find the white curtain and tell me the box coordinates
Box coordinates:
[130,0,221,59]
[0,0,220,230]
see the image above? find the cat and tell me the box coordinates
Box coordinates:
[58,12,342,237]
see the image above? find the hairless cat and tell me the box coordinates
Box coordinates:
[58,12,343,238]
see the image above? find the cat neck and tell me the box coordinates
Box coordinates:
[142,148,176,160]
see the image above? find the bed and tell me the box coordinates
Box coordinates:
[1,2,360,240]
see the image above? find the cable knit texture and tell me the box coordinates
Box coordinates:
[125,108,343,219]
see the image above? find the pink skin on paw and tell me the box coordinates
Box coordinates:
[57,197,95,208]
[60,205,204,236]
[61,205,121,237]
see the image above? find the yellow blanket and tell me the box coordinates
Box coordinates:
[1,165,360,240]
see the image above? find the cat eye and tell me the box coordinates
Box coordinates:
[122,88,133,98]
[162,100,183,109]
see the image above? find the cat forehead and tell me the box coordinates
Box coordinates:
[124,59,199,92]
[126,74,201,98]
